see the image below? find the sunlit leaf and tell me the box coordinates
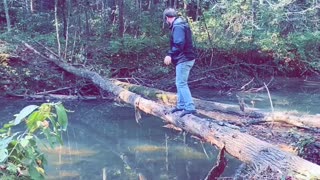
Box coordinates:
[36,166,45,175]
[27,111,45,133]
[3,123,14,129]
[13,105,39,125]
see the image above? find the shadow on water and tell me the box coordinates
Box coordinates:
[0,98,241,180]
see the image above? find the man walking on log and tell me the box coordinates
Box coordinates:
[163,8,197,117]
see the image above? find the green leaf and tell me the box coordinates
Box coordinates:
[3,123,14,129]
[20,138,29,148]
[27,111,44,133]
[13,105,39,125]
[55,104,68,131]
[28,165,44,180]
[0,148,8,162]
[0,133,18,149]
[6,163,18,173]
[42,128,56,148]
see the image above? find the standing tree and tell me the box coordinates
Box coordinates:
[55,0,61,57]
[3,0,11,32]
[118,0,124,37]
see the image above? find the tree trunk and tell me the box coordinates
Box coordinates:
[85,1,90,35]
[55,0,61,57]
[3,0,11,32]
[196,0,200,21]
[21,42,320,179]
[61,0,67,39]
[113,80,320,130]
[30,0,34,13]
[118,0,124,37]
[64,0,71,59]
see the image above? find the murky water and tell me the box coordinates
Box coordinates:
[194,77,320,114]
[0,77,319,179]
[0,99,240,180]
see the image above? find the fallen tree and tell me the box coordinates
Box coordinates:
[113,80,320,130]
[22,42,320,178]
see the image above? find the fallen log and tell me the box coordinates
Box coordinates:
[113,80,320,130]
[6,92,107,101]
[22,42,320,178]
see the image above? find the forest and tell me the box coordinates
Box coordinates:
[0,0,320,179]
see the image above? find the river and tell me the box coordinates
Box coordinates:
[0,77,319,179]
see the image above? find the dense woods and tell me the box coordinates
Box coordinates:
[1,1,319,88]
[0,0,320,179]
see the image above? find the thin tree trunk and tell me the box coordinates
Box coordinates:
[196,0,200,20]
[62,0,67,39]
[30,0,34,13]
[85,1,90,35]
[118,0,124,37]
[3,0,11,32]
[25,0,29,13]
[183,0,187,10]
[55,0,61,57]
[64,0,71,59]
[174,0,178,9]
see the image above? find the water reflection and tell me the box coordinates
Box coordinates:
[0,99,241,180]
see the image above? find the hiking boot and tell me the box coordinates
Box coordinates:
[171,108,184,113]
[180,110,196,117]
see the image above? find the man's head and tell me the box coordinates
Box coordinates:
[163,8,178,25]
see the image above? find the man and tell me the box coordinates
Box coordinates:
[163,8,197,117]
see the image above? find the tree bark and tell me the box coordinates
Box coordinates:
[55,0,61,57]
[3,0,11,32]
[113,80,320,130]
[118,0,124,37]
[21,42,320,179]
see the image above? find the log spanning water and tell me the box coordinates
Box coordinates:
[22,42,320,178]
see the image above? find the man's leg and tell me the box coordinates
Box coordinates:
[176,60,195,116]
[171,63,186,113]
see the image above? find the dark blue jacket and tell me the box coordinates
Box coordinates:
[167,17,196,65]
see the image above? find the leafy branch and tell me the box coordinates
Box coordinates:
[0,102,69,179]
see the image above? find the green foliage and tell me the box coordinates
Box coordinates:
[189,0,319,73]
[149,65,170,79]
[0,102,68,179]
[295,136,315,155]
[287,31,320,71]
[107,35,167,56]
[16,13,55,34]
[1,0,319,77]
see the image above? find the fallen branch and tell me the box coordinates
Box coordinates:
[6,93,109,101]
[36,86,74,95]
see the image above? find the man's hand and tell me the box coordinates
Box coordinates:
[164,56,172,65]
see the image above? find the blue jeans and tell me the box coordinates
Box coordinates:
[175,60,195,111]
